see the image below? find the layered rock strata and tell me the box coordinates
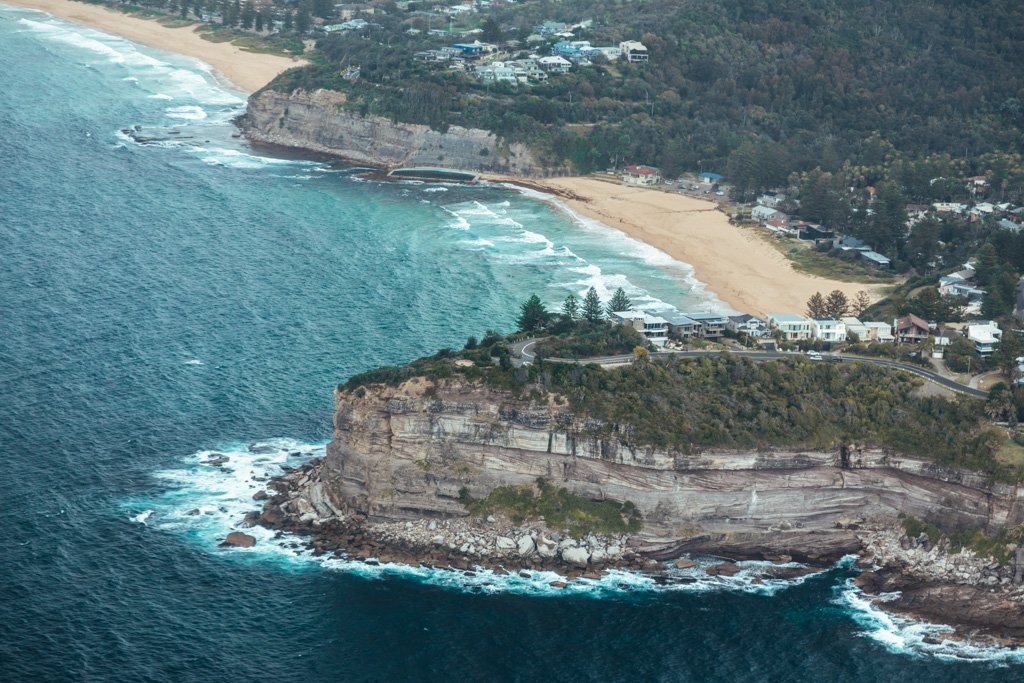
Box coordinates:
[254,377,1024,640]
[241,88,559,176]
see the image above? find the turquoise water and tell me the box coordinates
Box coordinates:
[2,6,1023,680]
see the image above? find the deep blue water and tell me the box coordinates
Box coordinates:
[2,7,1023,681]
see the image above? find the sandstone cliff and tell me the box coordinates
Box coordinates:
[241,88,560,176]
[312,377,1024,561]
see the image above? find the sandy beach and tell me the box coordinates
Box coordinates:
[522,177,884,316]
[3,0,301,92]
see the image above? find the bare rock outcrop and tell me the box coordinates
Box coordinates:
[241,88,561,176]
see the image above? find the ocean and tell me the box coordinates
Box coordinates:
[1,6,1022,680]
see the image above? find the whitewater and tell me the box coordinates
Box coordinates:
[1,5,1022,680]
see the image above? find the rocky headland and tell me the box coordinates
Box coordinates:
[241,88,563,176]
[242,372,1024,644]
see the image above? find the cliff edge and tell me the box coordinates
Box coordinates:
[241,88,559,176]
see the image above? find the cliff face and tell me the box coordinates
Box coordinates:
[241,89,558,176]
[317,378,1024,559]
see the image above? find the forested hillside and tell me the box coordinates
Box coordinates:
[271,0,1024,180]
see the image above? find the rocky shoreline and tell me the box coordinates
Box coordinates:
[853,524,1024,647]
[218,457,1024,650]
[241,459,819,584]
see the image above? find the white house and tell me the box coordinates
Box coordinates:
[812,319,847,343]
[661,312,699,338]
[767,314,814,341]
[622,165,661,186]
[728,314,769,338]
[687,312,729,339]
[610,310,668,346]
[538,55,571,73]
[968,321,1002,356]
[619,40,648,63]
[751,205,783,223]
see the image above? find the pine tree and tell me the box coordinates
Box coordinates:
[561,294,579,320]
[824,290,849,318]
[517,294,549,332]
[996,328,1022,380]
[607,287,632,315]
[582,287,604,323]
[806,292,827,319]
[852,290,872,317]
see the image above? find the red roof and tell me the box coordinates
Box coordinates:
[624,165,659,175]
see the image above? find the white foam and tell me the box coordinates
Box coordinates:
[834,572,1024,663]
[184,359,204,366]
[149,93,174,101]
[191,147,320,170]
[127,440,827,598]
[166,105,207,121]
[502,183,734,314]
[423,187,449,193]
[131,510,154,525]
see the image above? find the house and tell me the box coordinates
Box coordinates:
[619,40,648,63]
[765,219,800,237]
[812,319,847,343]
[610,311,668,346]
[863,321,895,343]
[727,314,769,338]
[537,55,571,73]
[751,205,783,223]
[967,321,1002,356]
[798,225,834,241]
[687,312,729,339]
[622,165,661,186]
[757,193,785,208]
[475,63,517,83]
[767,314,814,341]
[452,42,485,56]
[894,314,930,344]
[933,202,967,214]
[998,218,1022,233]
[698,172,724,184]
[859,250,891,268]
[661,312,699,339]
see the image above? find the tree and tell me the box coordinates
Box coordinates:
[607,287,632,315]
[464,335,478,350]
[909,288,940,321]
[481,18,503,43]
[562,293,579,320]
[825,290,850,318]
[582,287,604,323]
[517,294,549,332]
[806,292,827,318]
[995,328,1021,380]
[852,290,872,317]
[974,243,1000,287]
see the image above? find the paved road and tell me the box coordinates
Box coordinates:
[513,341,988,398]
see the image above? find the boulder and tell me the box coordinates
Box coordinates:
[220,532,256,548]
[517,535,536,557]
[495,536,517,550]
[706,562,739,577]
[674,558,697,569]
[252,490,268,501]
[561,546,590,567]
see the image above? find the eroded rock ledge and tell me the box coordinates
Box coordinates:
[252,377,1024,641]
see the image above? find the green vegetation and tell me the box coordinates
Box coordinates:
[901,515,1024,565]
[460,478,643,537]
[774,241,896,284]
[196,26,304,57]
[342,324,1022,481]
[270,0,1024,182]
[534,321,648,360]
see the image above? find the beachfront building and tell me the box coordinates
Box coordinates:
[842,317,895,343]
[662,312,699,339]
[622,165,661,186]
[538,56,572,73]
[751,205,784,223]
[687,312,729,339]
[968,321,1002,356]
[727,314,769,338]
[767,314,814,341]
[811,319,847,343]
[610,311,669,346]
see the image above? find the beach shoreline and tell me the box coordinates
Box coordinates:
[499,175,885,317]
[2,0,301,92]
